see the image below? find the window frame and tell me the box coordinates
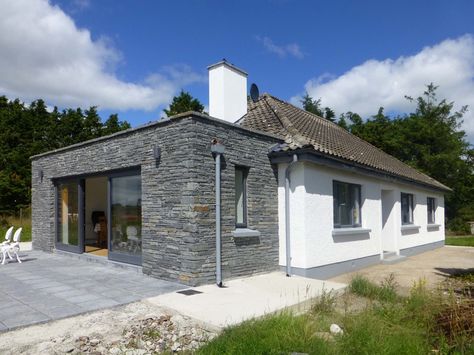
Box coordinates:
[427,197,436,224]
[235,166,249,228]
[333,180,362,228]
[401,192,415,225]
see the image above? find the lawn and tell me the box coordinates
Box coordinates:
[0,215,32,242]
[198,275,474,355]
[445,236,474,247]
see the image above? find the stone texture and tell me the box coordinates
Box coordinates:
[32,114,281,285]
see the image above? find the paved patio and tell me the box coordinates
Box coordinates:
[0,250,184,332]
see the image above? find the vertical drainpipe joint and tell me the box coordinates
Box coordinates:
[211,140,225,287]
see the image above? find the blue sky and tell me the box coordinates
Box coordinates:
[1,0,474,141]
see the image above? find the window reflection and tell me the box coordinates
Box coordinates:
[110,175,142,256]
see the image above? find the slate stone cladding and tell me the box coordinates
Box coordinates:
[31,114,281,286]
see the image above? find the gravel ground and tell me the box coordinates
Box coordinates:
[0,300,217,354]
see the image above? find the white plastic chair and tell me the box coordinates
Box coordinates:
[1,227,22,265]
[126,226,141,253]
[1,226,14,246]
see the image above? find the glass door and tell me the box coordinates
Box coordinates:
[56,180,84,253]
[108,173,142,265]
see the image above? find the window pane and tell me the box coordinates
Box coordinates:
[333,181,361,227]
[401,193,414,224]
[58,182,79,246]
[235,168,245,225]
[110,175,142,257]
[427,197,436,224]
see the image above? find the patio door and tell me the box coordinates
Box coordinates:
[56,179,84,253]
[108,172,142,265]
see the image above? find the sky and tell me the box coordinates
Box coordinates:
[1,0,474,142]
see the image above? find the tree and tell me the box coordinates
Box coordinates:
[300,93,335,122]
[0,96,131,212]
[164,90,204,117]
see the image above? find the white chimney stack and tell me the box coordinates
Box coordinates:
[208,60,248,123]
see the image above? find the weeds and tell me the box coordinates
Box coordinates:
[349,274,398,302]
[311,289,336,315]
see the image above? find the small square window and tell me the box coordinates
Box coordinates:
[401,193,414,225]
[235,166,248,228]
[333,181,362,228]
[427,197,436,224]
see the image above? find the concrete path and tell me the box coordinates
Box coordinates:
[0,251,184,332]
[148,272,346,329]
[330,246,474,293]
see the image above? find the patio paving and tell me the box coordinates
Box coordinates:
[0,250,184,332]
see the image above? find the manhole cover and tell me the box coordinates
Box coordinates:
[177,289,203,296]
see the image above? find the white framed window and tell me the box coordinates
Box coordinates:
[427,197,436,224]
[401,193,414,225]
[333,181,361,228]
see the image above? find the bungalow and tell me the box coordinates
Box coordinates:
[31,61,449,286]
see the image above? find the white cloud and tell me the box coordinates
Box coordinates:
[256,36,304,59]
[0,0,205,111]
[298,35,474,143]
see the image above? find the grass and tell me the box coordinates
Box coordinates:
[198,275,474,355]
[349,273,398,302]
[445,236,474,247]
[0,215,32,242]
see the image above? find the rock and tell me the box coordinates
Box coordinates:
[89,338,100,346]
[109,347,122,355]
[314,332,334,342]
[329,324,344,335]
[65,347,75,353]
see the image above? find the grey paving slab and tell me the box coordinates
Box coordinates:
[0,250,184,332]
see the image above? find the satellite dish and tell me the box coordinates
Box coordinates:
[250,83,260,102]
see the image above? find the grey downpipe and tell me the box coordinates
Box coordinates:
[211,141,225,287]
[285,154,298,277]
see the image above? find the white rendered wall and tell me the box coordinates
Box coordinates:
[278,161,446,270]
[208,63,247,123]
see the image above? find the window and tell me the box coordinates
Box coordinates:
[235,166,248,228]
[401,193,414,225]
[427,197,436,224]
[333,181,361,228]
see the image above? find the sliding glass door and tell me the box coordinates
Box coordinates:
[108,173,142,265]
[56,180,84,253]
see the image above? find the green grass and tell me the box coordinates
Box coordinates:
[349,274,398,302]
[445,236,474,247]
[198,275,473,355]
[0,216,32,242]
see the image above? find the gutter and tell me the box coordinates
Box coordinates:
[285,154,299,277]
[211,140,225,287]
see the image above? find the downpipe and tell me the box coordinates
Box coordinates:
[285,154,298,277]
[211,141,225,287]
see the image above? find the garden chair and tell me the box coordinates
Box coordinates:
[1,226,14,246]
[1,227,22,265]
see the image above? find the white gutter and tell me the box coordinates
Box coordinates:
[285,154,299,277]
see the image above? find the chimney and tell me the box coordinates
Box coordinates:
[208,60,248,123]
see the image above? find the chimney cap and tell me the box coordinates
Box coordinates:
[207,59,248,76]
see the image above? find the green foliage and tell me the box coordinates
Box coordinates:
[445,236,474,247]
[349,274,398,302]
[301,92,336,121]
[163,90,204,117]
[311,289,337,315]
[0,96,130,213]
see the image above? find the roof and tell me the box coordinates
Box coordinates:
[240,94,450,192]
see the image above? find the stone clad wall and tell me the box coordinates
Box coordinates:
[31,114,281,285]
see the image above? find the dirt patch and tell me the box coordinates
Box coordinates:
[0,301,217,354]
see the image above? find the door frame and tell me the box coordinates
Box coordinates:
[53,167,142,265]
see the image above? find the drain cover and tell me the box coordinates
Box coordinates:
[177,289,203,296]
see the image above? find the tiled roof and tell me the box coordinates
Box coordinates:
[240,94,450,191]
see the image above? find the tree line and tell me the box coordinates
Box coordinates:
[0,96,130,213]
[302,84,474,233]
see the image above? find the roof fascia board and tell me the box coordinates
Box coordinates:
[270,150,450,193]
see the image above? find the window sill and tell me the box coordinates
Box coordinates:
[232,228,261,238]
[332,227,371,236]
[427,224,441,230]
[401,224,421,231]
